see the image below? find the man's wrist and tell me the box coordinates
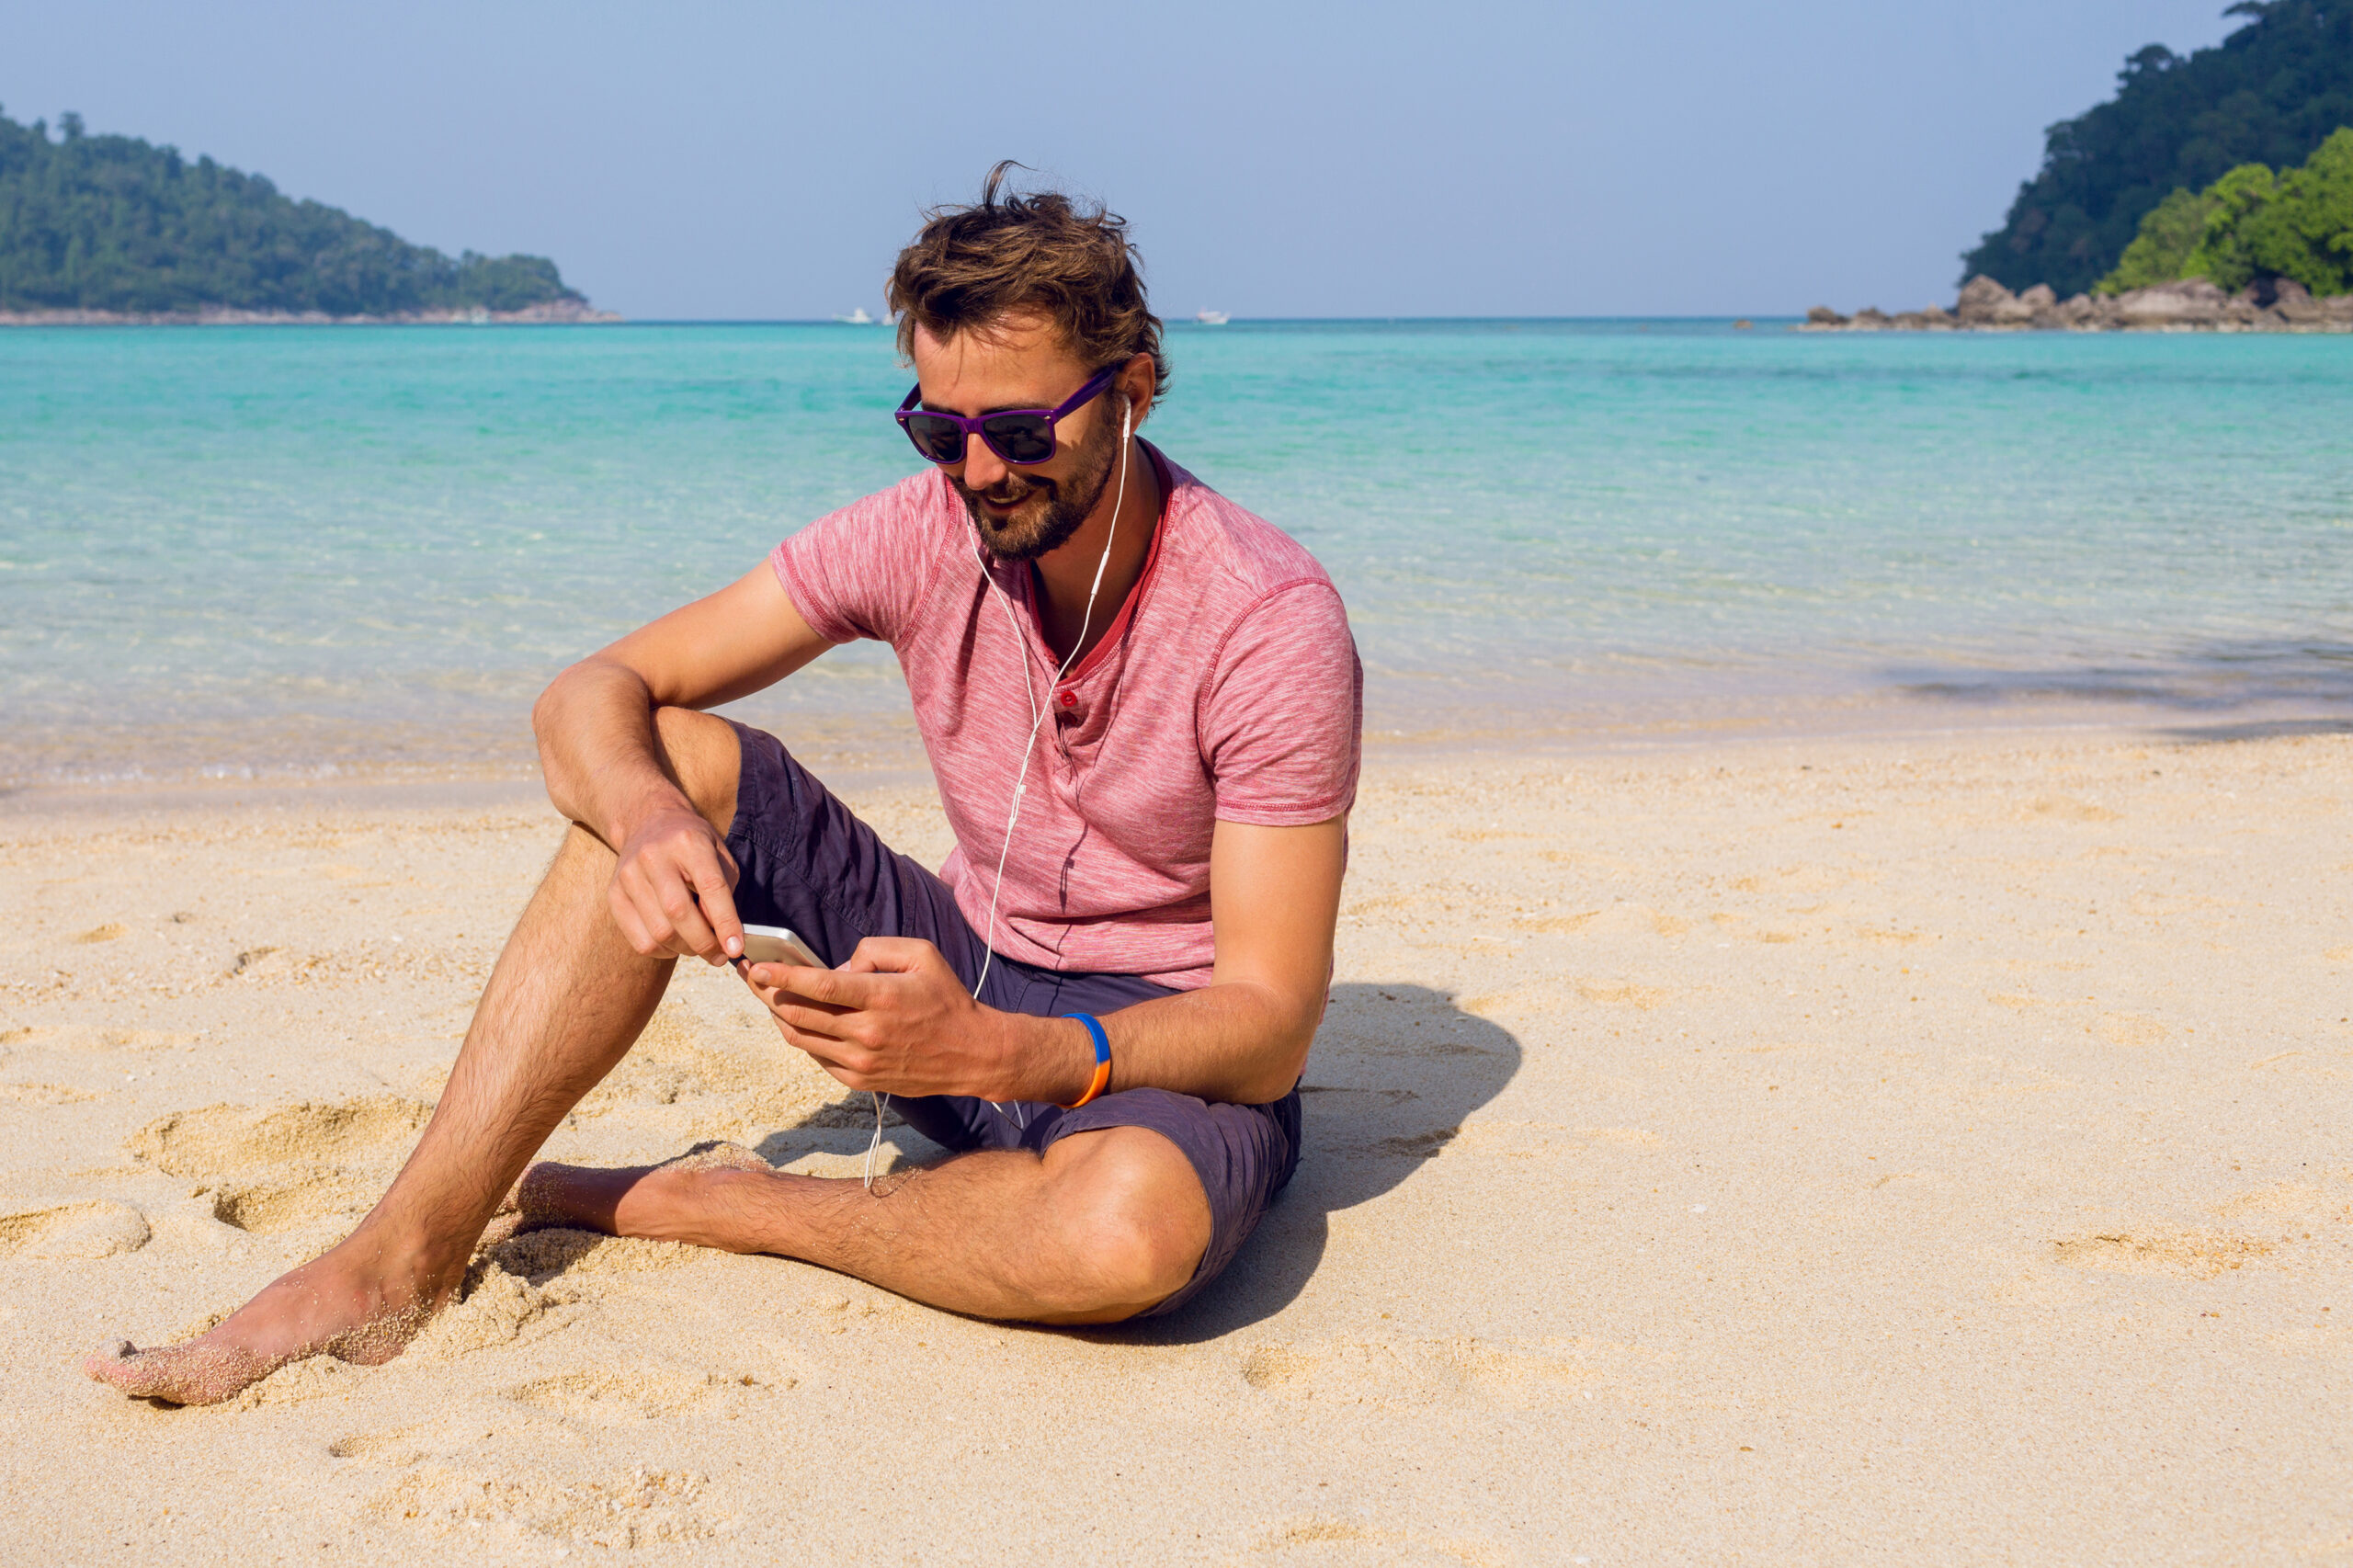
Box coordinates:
[606,778,700,849]
[1000,1012,1098,1105]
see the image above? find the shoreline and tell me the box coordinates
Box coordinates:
[9,681,2346,803]
[9,709,2348,850]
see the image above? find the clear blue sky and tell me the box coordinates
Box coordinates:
[2,0,2241,319]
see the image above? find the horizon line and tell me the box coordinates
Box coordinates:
[610,313,1809,326]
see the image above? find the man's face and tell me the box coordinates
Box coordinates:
[908,313,1122,562]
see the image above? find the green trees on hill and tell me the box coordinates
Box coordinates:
[0,108,584,315]
[2099,128,2353,294]
[1962,1,2353,297]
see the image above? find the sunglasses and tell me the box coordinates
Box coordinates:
[894,366,1118,467]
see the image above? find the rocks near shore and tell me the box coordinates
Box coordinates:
[0,299,621,326]
[1805,275,2353,333]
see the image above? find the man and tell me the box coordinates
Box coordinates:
[87,168,1361,1406]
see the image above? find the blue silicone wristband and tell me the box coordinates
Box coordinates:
[1064,1012,1111,1064]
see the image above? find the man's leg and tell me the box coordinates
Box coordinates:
[85,708,745,1405]
[521,1124,1214,1324]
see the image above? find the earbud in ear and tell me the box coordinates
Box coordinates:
[1121,396,1132,439]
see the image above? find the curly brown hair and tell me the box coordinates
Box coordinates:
[887,162,1168,400]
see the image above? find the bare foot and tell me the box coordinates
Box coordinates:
[517,1142,777,1249]
[83,1240,450,1407]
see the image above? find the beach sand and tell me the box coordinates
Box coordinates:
[2,727,2348,1564]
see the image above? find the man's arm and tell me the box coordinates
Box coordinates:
[744,814,1346,1106]
[534,561,835,962]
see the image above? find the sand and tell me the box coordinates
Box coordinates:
[2,727,2349,1564]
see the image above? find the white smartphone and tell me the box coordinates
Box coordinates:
[737,924,824,969]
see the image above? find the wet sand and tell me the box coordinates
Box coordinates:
[2,727,2349,1564]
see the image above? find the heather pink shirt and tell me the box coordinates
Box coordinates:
[771,445,1361,989]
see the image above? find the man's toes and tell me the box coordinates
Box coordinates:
[83,1340,148,1389]
[83,1339,257,1405]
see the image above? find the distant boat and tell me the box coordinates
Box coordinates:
[834,308,876,325]
[1194,310,1230,325]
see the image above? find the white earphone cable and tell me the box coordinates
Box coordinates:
[864,396,1133,1187]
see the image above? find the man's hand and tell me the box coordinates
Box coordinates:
[608,803,745,965]
[534,562,835,965]
[739,937,1051,1099]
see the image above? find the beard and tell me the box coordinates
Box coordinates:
[952,404,1122,562]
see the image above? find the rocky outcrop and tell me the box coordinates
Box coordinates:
[0,299,622,326]
[1803,275,2353,333]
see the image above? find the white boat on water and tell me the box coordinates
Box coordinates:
[833,308,876,325]
[1194,310,1230,325]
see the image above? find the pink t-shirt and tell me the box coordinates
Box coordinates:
[771,445,1361,990]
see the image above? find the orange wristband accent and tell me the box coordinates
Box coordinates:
[1060,1013,1113,1109]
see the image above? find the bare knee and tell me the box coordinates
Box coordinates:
[650,706,741,833]
[1035,1129,1212,1322]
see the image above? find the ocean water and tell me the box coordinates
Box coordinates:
[3,320,2348,786]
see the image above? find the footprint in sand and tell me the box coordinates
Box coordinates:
[130,1095,431,1177]
[2052,1229,2274,1279]
[1240,1336,1608,1411]
[206,1178,376,1235]
[127,1095,431,1237]
[367,1462,717,1546]
[0,1199,149,1259]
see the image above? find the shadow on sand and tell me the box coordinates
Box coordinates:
[1885,638,2353,744]
[1097,981,1522,1345]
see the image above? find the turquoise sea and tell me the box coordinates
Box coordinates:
[2,321,2348,786]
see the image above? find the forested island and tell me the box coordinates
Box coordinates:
[0,108,613,324]
[1966,0,2352,296]
[1812,1,2353,331]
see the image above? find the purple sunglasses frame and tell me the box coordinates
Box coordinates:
[894,365,1119,466]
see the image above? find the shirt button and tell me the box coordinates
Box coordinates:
[1061,693,1076,706]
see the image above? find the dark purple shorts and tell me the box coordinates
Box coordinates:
[722,722,1302,1317]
